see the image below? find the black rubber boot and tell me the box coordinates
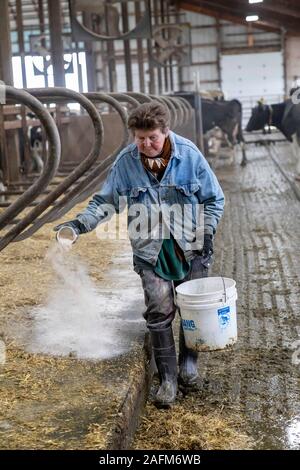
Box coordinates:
[150,327,178,407]
[178,323,199,388]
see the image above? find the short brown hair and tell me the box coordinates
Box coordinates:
[127,101,170,133]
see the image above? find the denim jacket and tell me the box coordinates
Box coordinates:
[77,131,225,266]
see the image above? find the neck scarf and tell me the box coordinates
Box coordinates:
[141,136,171,180]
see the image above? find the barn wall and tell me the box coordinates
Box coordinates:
[177,9,285,127]
[285,36,300,92]
[179,9,282,99]
[180,11,219,91]
[7,1,286,100]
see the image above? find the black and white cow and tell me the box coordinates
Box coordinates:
[18,115,44,174]
[201,98,247,166]
[0,168,6,204]
[246,98,300,180]
[28,125,44,173]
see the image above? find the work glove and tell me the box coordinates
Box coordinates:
[53,219,87,235]
[200,234,214,268]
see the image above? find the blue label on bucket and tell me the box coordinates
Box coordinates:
[218,306,230,329]
[182,319,197,331]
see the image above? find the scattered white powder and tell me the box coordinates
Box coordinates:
[25,244,142,360]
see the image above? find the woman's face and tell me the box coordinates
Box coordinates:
[134,128,168,157]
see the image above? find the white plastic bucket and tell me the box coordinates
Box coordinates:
[175,277,238,351]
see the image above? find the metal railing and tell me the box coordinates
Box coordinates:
[0,87,195,252]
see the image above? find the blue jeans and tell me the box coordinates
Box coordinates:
[137,255,210,331]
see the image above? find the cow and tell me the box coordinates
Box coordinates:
[18,114,44,174]
[201,98,247,166]
[28,125,44,173]
[246,98,300,180]
[0,169,6,204]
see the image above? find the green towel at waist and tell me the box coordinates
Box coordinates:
[154,236,191,281]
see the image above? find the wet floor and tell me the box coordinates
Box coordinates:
[133,142,300,450]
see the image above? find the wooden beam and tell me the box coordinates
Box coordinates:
[185,0,300,33]
[179,1,280,33]
[221,45,281,54]
[219,0,300,30]
[190,60,218,66]
[230,0,300,19]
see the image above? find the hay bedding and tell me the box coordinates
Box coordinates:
[0,203,129,449]
[133,399,254,450]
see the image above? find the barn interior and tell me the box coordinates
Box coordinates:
[0,0,300,452]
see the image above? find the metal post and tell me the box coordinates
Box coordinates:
[0,0,21,184]
[104,5,117,92]
[0,106,9,182]
[121,1,133,91]
[147,40,156,94]
[160,0,169,93]
[154,0,163,94]
[47,0,66,87]
[16,0,27,88]
[0,0,14,85]
[83,12,96,92]
[16,0,30,178]
[146,0,156,94]
[167,1,174,92]
[75,42,83,93]
[216,18,222,88]
[135,1,145,93]
[38,0,48,87]
[281,27,288,97]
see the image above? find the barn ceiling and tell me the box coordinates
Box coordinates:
[177,0,300,35]
[7,1,300,36]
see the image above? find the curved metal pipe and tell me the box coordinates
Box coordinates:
[160,96,178,129]
[175,96,194,121]
[0,87,103,249]
[125,92,153,104]
[43,94,144,221]
[49,93,140,217]
[168,97,184,127]
[43,92,130,222]
[148,95,175,129]
[16,92,130,239]
[54,93,186,215]
[0,86,61,233]
[108,92,140,109]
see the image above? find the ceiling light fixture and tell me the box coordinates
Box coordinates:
[246,15,259,21]
[249,0,263,4]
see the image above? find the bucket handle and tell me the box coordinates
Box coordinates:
[221,276,227,304]
[172,282,181,316]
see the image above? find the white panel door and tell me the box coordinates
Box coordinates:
[221,52,284,126]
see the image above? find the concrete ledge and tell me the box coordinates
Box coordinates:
[107,333,152,450]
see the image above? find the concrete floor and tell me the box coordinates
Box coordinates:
[205,143,300,448]
[133,140,300,450]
